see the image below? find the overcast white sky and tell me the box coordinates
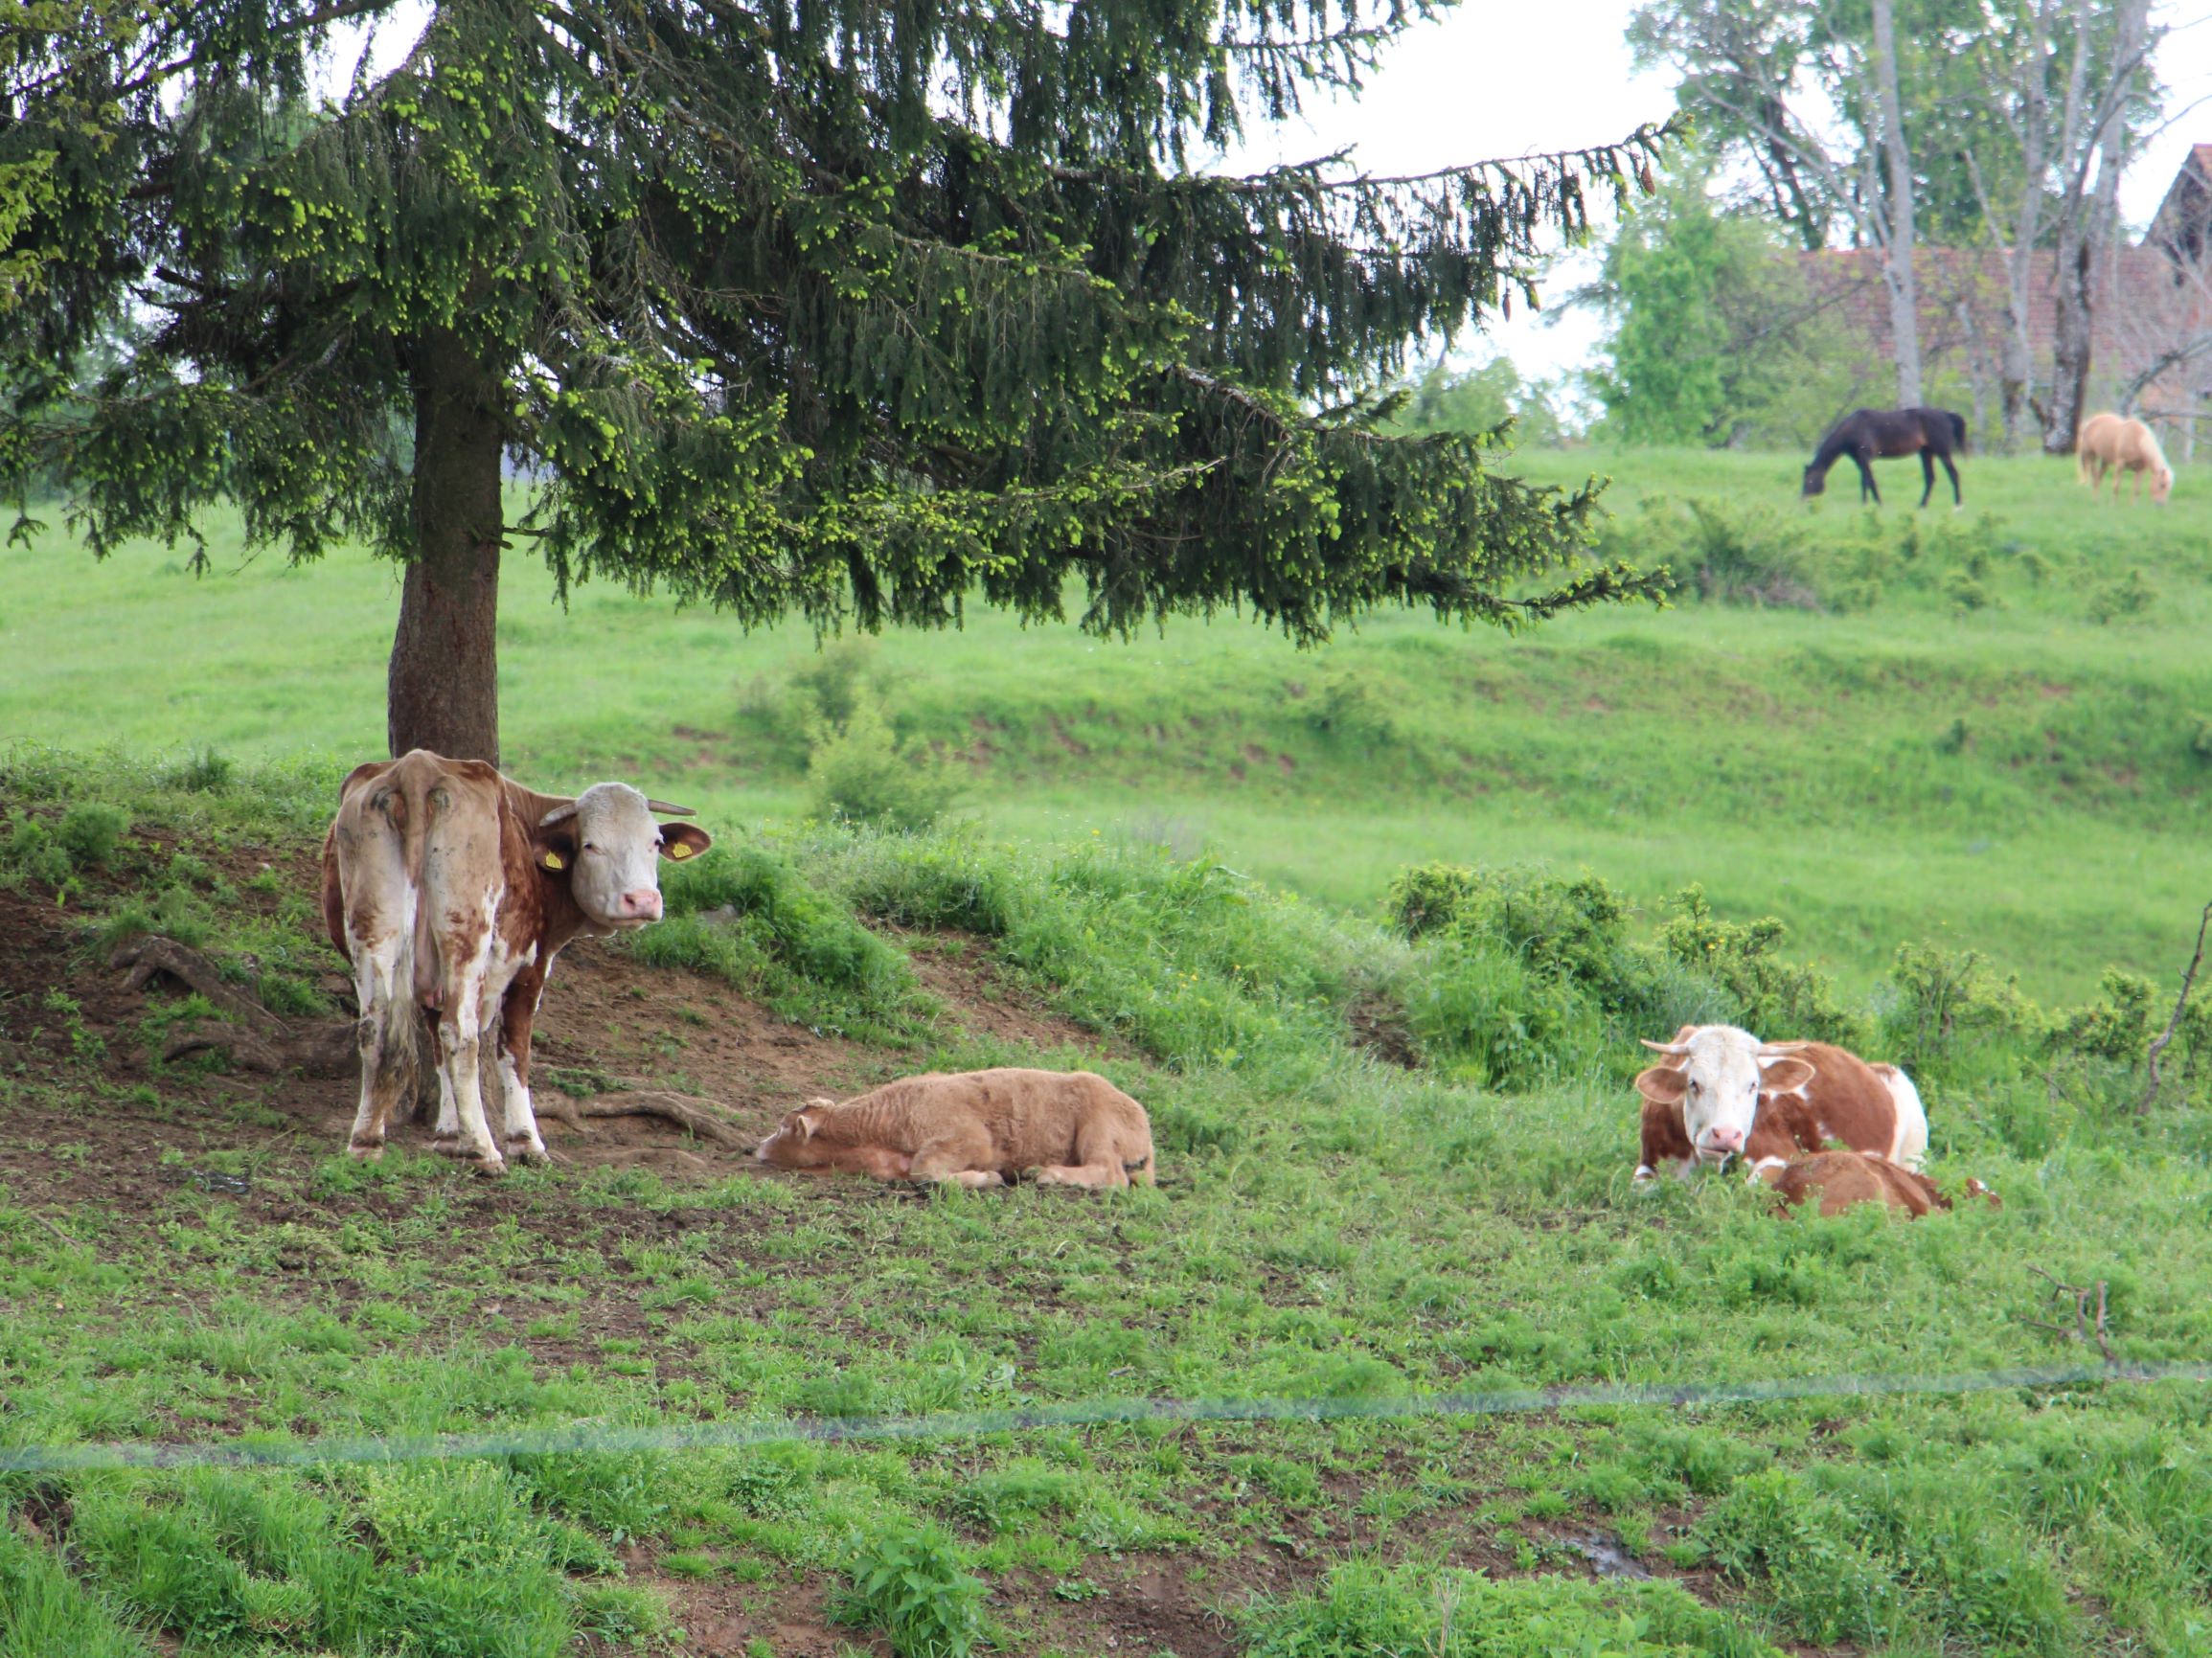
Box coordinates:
[336,0,2212,389]
[1208,0,2212,389]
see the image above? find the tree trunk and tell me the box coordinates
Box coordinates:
[389,327,506,763]
[1997,1,2054,454]
[2044,0,2150,455]
[1870,0,1922,407]
[2046,232,2095,453]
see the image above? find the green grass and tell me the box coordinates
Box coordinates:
[3,744,2212,1654]
[10,447,2212,1000]
[7,447,2212,1654]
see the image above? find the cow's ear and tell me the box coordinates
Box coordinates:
[1633,1064,1690,1105]
[783,1110,815,1141]
[659,823,712,862]
[535,830,577,874]
[1758,1056,1815,1093]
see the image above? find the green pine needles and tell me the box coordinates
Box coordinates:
[4,0,1673,758]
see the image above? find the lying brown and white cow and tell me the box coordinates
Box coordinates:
[1765,1150,1998,1218]
[754,1068,1156,1189]
[321,749,710,1171]
[1631,1024,1927,1184]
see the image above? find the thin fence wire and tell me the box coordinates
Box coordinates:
[4,1360,2205,1476]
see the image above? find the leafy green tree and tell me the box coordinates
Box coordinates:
[1584,166,1863,446]
[2,0,1670,763]
[1390,357,1565,448]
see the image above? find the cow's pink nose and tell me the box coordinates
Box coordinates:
[620,888,662,920]
[1708,1125,1745,1152]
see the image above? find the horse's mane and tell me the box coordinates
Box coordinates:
[1808,416,1859,470]
[2138,420,2173,477]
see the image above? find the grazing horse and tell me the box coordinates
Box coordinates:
[1801,407,1968,508]
[2077,411,2174,505]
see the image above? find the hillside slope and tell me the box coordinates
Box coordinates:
[8,450,2210,998]
[3,751,2210,1657]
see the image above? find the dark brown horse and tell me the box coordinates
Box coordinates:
[1802,408,1968,507]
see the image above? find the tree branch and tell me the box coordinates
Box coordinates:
[2139,900,2211,1115]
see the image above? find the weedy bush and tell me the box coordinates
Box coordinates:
[1306,668,1402,745]
[1383,864,1819,1079]
[1652,886,1863,1047]
[818,824,1395,1088]
[159,748,235,794]
[808,695,963,831]
[625,844,917,1033]
[756,638,962,830]
[837,1520,989,1658]
[0,803,133,903]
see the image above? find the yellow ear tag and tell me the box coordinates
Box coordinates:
[668,842,694,859]
[542,852,564,871]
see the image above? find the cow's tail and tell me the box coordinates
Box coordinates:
[1872,1063,1928,1171]
[396,768,445,1015]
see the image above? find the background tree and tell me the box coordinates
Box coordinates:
[2,0,1670,766]
[1389,356,1566,448]
[1581,164,1865,447]
[1632,0,2162,453]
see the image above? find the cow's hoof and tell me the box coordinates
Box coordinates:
[465,1152,508,1176]
[505,1136,552,1167]
[347,1141,384,1162]
[430,1136,469,1160]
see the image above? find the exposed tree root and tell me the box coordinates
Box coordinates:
[112,935,285,1035]
[116,935,356,1077]
[535,1089,752,1147]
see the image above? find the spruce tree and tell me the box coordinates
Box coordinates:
[5,0,1670,763]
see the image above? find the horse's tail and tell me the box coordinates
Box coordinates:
[1949,411,1967,451]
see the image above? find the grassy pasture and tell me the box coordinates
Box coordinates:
[8,447,2212,999]
[0,748,2208,1657]
[5,445,2212,1654]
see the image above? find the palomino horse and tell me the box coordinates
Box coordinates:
[1801,407,1968,507]
[2077,412,2174,505]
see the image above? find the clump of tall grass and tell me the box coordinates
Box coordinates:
[1237,1558,1776,1658]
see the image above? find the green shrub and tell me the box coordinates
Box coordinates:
[0,813,73,890]
[2086,566,2156,624]
[632,844,911,1022]
[1676,498,1822,610]
[1654,885,1861,1045]
[2051,968,2155,1062]
[1306,669,1401,744]
[55,803,130,869]
[788,637,884,731]
[161,747,235,793]
[1877,941,2044,1080]
[837,1520,988,1658]
[1386,861,1485,940]
[1402,935,1601,1089]
[808,696,962,831]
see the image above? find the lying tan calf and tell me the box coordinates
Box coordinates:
[1764,1149,1997,1218]
[754,1067,1156,1189]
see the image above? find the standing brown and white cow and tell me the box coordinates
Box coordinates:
[321,750,711,1171]
[1630,1023,1927,1184]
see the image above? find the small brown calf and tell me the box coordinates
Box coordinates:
[754,1068,1156,1189]
[1765,1149,2000,1218]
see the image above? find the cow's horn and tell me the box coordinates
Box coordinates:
[1756,1041,1813,1056]
[538,801,579,829]
[646,798,696,817]
[1640,1039,1692,1056]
